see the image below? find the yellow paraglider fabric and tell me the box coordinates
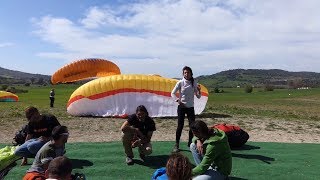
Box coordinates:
[67,74,209,117]
[51,58,121,84]
[0,91,19,102]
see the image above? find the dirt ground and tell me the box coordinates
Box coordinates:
[1,115,319,144]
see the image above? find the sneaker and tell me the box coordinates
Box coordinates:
[139,153,146,162]
[172,143,180,153]
[126,156,134,165]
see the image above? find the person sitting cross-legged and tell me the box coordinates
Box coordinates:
[190,120,232,180]
[120,105,156,165]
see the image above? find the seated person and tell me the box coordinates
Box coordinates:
[120,105,156,165]
[190,120,232,180]
[15,107,60,165]
[152,152,192,180]
[45,156,73,180]
[23,126,69,180]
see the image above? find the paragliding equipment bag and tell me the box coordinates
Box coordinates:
[12,124,29,146]
[212,124,249,148]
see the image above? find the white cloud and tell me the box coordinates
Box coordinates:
[0,42,14,48]
[32,0,320,77]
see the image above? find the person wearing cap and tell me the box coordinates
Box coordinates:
[23,126,69,180]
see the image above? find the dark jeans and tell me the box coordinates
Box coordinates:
[175,105,195,145]
[50,97,55,107]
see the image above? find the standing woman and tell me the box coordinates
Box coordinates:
[171,66,201,152]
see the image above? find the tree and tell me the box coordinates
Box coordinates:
[244,85,253,93]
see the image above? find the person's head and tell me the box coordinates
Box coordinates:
[166,153,192,180]
[182,66,193,80]
[190,120,210,139]
[25,106,41,122]
[45,156,72,180]
[136,105,149,121]
[52,126,69,147]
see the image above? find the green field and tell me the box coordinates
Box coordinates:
[2,141,320,180]
[1,85,320,121]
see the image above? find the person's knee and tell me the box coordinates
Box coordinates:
[14,146,25,156]
[190,142,197,151]
[121,132,132,141]
[144,147,152,155]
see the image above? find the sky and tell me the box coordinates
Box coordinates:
[0,0,319,78]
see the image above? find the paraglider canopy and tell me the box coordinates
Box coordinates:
[0,91,19,102]
[51,58,121,84]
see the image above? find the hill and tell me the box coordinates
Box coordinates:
[197,69,320,89]
[0,66,50,85]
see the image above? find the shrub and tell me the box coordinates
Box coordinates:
[1,84,8,90]
[244,85,253,93]
[214,87,220,93]
[264,84,274,91]
[24,82,31,86]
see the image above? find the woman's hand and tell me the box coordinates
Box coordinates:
[196,140,203,155]
[197,84,201,92]
[176,99,185,106]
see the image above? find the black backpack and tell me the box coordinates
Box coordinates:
[12,124,29,146]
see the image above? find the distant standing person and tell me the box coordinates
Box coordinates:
[49,89,55,108]
[120,105,156,165]
[15,106,61,166]
[171,66,201,152]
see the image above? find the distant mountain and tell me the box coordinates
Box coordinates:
[197,69,320,89]
[0,66,51,85]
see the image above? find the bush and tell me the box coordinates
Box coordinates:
[6,86,28,94]
[264,84,274,91]
[244,85,253,93]
[214,87,220,93]
[1,84,8,90]
[24,82,31,86]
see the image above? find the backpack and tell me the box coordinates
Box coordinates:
[212,123,249,149]
[12,124,29,146]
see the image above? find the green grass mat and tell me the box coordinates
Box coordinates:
[1,141,319,180]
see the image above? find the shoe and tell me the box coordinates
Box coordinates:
[172,143,180,153]
[126,156,134,165]
[139,153,146,162]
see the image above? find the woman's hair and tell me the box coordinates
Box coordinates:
[166,153,192,180]
[182,66,194,87]
[52,126,69,140]
[190,120,214,136]
[136,105,149,116]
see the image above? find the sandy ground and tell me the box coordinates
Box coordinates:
[1,115,319,144]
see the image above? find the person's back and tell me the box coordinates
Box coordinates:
[198,129,232,176]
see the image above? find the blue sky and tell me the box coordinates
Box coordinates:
[0,0,319,78]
